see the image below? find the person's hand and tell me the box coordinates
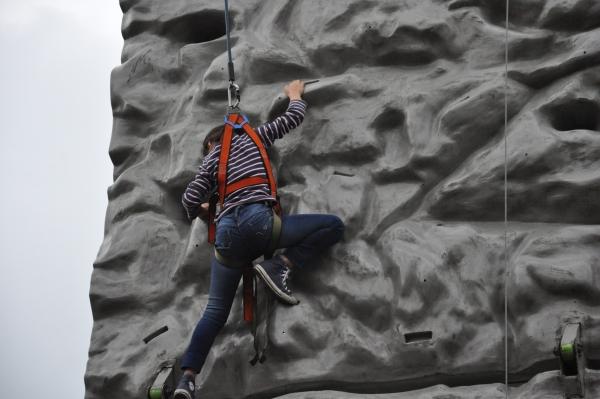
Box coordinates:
[284,80,305,101]
[198,202,210,219]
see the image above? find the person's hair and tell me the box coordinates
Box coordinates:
[203,125,224,155]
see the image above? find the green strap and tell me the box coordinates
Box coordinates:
[214,249,248,268]
[265,210,282,260]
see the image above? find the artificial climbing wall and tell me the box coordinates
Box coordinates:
[86,1,600,398]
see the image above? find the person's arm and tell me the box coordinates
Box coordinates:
[256,80,307,147]
[182,148,219,221]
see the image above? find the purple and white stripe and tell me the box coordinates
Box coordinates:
[182,99,307,221]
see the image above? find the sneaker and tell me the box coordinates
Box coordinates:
[254,256,299,305]
[173,374,195,399]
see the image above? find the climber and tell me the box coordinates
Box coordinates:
[173,79,345,399]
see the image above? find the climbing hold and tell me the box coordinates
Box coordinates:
[147,363,175,399]
[143,325,169,344]
[404,331,433,344]
[555,323,586,398]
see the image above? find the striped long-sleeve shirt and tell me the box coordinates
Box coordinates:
[182,99,307,221]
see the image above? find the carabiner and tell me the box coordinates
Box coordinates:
[227,82,240,110]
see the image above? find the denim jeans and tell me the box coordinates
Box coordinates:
[180,202,345,372]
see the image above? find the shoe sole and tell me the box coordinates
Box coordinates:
[254,264,299,305]
[173,389,193,399]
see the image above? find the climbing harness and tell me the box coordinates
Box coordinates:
[206,112,284,257]
[207,112,283,364]
[205,0,284,365]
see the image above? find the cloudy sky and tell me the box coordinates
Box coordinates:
[0,1,122,397]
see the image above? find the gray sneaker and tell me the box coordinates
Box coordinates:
[254,256,299,305]
[173,374,195,399]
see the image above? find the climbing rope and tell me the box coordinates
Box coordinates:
[503,0,510,397]
[223,0,240,109]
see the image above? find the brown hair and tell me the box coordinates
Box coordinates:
[203,125,224,155]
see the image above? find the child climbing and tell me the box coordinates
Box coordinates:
[174,80,345,399]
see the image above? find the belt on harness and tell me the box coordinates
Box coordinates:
[206,112,282,364]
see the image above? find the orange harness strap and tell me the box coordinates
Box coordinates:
[217,114,237,207]
[242,269,254,322]
[209,112,280,324]
[225,176,269,196]
[215,113,278,210]
[208,195,217,244]
[208,114,237,244]
[240,122,278,198]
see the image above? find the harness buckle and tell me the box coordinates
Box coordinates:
[223,113,249,129]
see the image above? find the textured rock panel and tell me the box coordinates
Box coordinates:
[86,1,600,398]
[276,370,600,398]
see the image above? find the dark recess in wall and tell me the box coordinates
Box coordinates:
[404,331,433,343]
[543,98,600,132]
[161,10,227,44]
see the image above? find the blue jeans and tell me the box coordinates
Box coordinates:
[181,202,344,372]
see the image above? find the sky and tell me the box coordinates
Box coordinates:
[0,1,122,397]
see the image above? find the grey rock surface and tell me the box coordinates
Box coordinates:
[86,1,600,398]
[276,370,600,398]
